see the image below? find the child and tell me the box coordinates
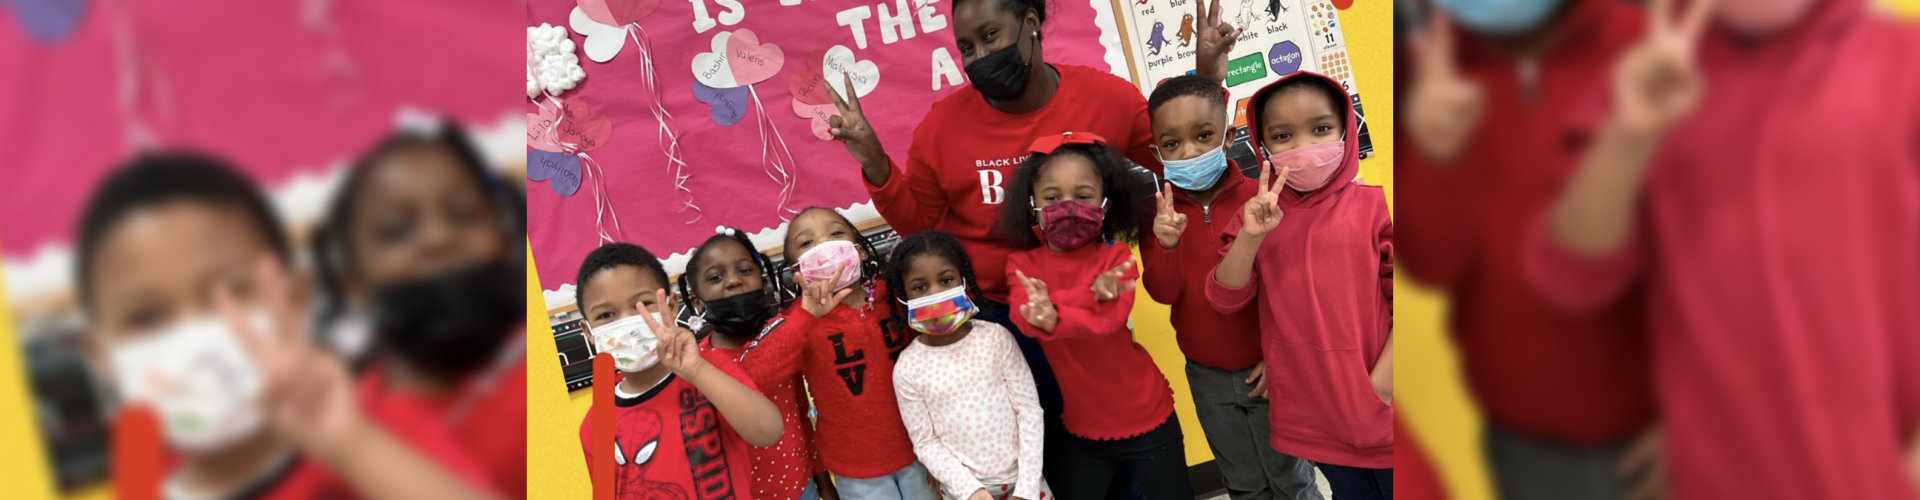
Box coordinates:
[674,228,833,500]
[994,131,1191,499]
[573,241,783,498]
[743,206,932,499]
[1207,71,1393,499]
[1141,74,1322,499]
[886,230,1050,500]
[320,121,530,499]
[77,153,501,500]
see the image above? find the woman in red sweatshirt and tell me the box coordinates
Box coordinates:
[1206,72,1393,500]
[1534,0,1920,498]
[742,207,929,499]
[997,131,1188,500]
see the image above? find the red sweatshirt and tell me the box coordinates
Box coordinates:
[867,64,1162,302]
[1007,242,1176,440]
[1142,160,1264,371]
[1394,0,1655,446]
[577,350,757,499]
[1206,72,1392,469]
[739,283,918,478]
[704,337,822,500]
[357,340,528,498]
[1527,2,1920,498]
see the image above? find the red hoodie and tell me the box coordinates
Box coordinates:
[866,64,1162,302]
[739,282,919,478]
[1395,0,1655,446]
[1205,72,1393,469]
[1527,2,1920,498]
[1008,241,1176,440]
[1142,161,1264,371]
[703,337,822,500]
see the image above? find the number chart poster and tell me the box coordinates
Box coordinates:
[525,0,1118,299]
[1117,0,1372,156]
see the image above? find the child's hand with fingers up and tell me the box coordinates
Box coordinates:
[1014,270,1058,333]
[1407,11,1484,165]
[800,262,856,318]
[638,290,707,377]
[1612,0,1714,135]
[1152,182,1189,249]
[1090,260,1136,302]
[216,258,366,463]
[1241,159,1287,238]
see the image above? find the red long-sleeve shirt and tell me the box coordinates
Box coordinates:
[866,64,1162,303]
[739,283,919,478]
[704,337,822,500]
[1526,2,1920,497]
[1007,242,1176,440]
[1394,0,1655,446]
[1206,72,1392,469]
[1142,161,1264,371]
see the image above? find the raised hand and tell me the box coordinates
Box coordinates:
[217,258,364,462]
[639,290,706,376]
[1014,270,1058,333]
[800,262,855,318]
[1240,158,1286,237]
[1152,182,1190,249]
[1612,0,1714,134]
[1407,11,1484,165]
[1194,0,1239,82]
[1090,260,1136,302]
[827,73,891,178]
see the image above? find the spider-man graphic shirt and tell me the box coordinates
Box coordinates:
[578,350,758,499]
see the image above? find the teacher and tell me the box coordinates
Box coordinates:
[825,0,1236,433]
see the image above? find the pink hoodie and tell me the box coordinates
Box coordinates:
[1528,2,1920,498]
[1206,71,1393,469]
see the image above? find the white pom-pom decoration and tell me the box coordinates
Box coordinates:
[527,23,586,99]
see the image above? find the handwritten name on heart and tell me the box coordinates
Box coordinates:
[527,150,584,196]
[823,45,880,99]
[725,29,785,86]
[527,99,613,153]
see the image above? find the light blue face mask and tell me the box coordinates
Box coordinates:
[1158,143,1230,191]
[1432,0,1564,36]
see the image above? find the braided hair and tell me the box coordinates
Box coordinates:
[676,226,784,313]
[880,230,987,336]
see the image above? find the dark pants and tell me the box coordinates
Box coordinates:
[1484,423,1634,500]
[1187,362,1322,500]
[1053,413,1192,500]
[1316,464,1391,500]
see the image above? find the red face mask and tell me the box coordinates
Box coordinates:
[1032,199,1106,250]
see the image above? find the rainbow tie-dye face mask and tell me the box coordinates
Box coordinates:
[902,282,979,336]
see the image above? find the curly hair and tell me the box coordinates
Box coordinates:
[993,143,1154,250]
[676,227,783,309]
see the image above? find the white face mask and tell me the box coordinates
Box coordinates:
[591,313,662,373]
[108,313,270,454]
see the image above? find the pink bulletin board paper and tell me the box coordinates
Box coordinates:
[0,0,522,259]
[524,0,1115,294]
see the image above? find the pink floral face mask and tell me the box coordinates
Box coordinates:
[796,240,864,291]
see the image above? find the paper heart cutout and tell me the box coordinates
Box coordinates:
[694,82,752,127]
[822,45,880,99]
[569,7,628,63]
[792,99,838,141]
[527,100,614,153]
[725,29,785,87]
[690,31,737,88]
[527,150,584,196]
[578,0,657,26]
[787,49,832,105]
[14,0,88,44]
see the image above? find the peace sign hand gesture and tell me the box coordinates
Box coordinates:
[216,258,363,463]
[638,290,707,377]
[1195,0,1239,82]
[827,74,892,180]
[1090,260,1137,302]
[1241,158,1286,238]
[1407,11,1484,165]
[1014,270,1059,333]
[1152,182,1190,249]
[1612,0,1714,135]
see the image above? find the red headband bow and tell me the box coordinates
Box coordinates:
[1028,131,1108,154]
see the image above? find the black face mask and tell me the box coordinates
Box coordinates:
[964,21,1035,102]
[702,292,774,337]
[371,260,523,380]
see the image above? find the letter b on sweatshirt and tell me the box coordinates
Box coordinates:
[979,169,1004,205]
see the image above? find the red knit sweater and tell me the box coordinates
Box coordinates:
[739,282,918,478]
[1008,242,1175,440]
[704,337,821,500]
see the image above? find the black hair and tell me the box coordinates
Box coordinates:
[1147,74,1227,120]
[881,231,987,336]
[1261,76,1348,133]
[953,0,1047,24]
[75,152,290,312]
[995,143,1154,250]
[573,243,671,311]
[677,227,782,309]
[782,206,884,286]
